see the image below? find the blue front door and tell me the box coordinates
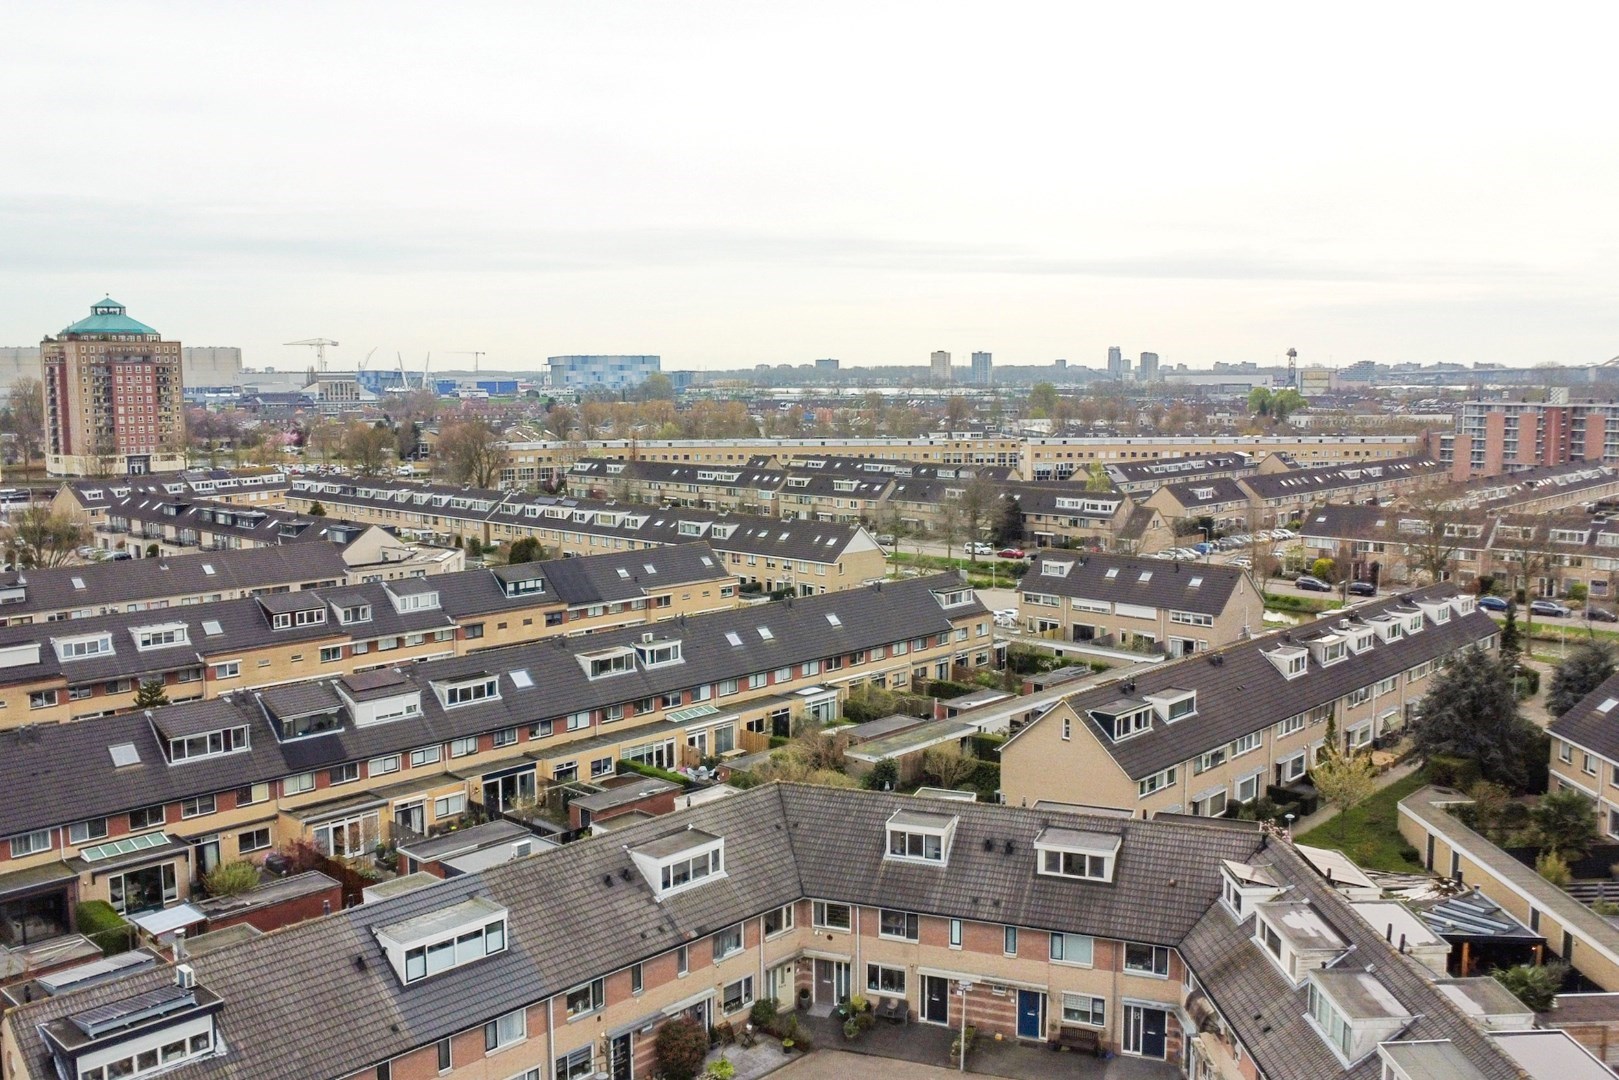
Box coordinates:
[1017,990,1043,1039]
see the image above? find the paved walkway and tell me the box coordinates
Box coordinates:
[769,1048,1175,1080]
[1290,758,1422,835]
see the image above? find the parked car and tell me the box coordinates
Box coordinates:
[966,542,994,555]
[1295,575,1332,592]
[1588,606,1619,623]
[1529,599,1572,618]
[1231,556,1253,569]
[1345,581,1376,597]
[997,548,1026,559]
[1477,595,1509,612]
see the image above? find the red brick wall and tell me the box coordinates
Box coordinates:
[204,882,343,934]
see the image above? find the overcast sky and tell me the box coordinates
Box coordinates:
[4,2,1616,372]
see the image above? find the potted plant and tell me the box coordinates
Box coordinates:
[843,1017,860,1040]
[849,993,868,1014]
[781,1015,799,1054]
[796,987,811,1010]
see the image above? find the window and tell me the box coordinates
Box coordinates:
[722,976,754,1013]
[879,909,920,941]
[1004,925,1018,956]
[484,1008,525,1051]
[949,918,962,948]
[129,804,165,830]
[411,746,442,768]
[169,726,249,762]
[330,763,359,785]
[1236,773,1261,803]
[712,923,743,961]
[320,645,343,664]
[1049,932,1095,966]
[493,727,517,748]
[1061,993,1106,1027]
[658,847,724,894]
[813,901,852,931]
[68,818,109,844]
[1138,767,1177,798]
[887,828,945,862]
[450,736,479,758]
[565,978,605,1018]
[370,754,401,776]
[1124,942,1170,977]
[435,793,466,819]
[181,794,216,819]
[238,827,271,853]
[1276,713,1304,737]
[764,904,795,937]
[284,772,315,795]
[8,829,50,857]
[442,677,498,706]
[676,944,689,976]
[28,690,57,709]
[866,963,907,995]
[1230,731,1262,757]
[436,1039,451,1072]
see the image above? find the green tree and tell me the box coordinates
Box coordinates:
[307,500,326,517]
[1248,387,1273,418]
[636,372,675,401]
[435,417,505,488]
[1084,461,1112,492]
[1312,748,1381,839]
[991,493,1023,548]
[1027,382,1059,418]
[507,537,542,564]
[342,422,394,476]
[1547,641,1618,717]
[134,679,170,709]
[1530,788,1600,858]
[1493,962,1569,1012]
[1271,388,1306,421]
[1500,601,1522,664]
[1311,557,1336,581]
[0,507,89,569]
[1410,649,1541,789]
[921,743,977,789]
[863,759,900,790]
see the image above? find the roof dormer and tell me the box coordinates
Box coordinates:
[629,829,727,900]
[1219,859,1282,921]
[633,635,683,668]
[1263,645,1309,680]
[1364,613,1403,644]
[1035,826,1119,882]
[53,631,115,663]
[1305,969,1413,1067]
[1252,900,1348,985]
[1304,632,1348,668]
[885,809,958,866]
[431,672,499,708]
[1415,598,1451,625]
[42,971,224,1080]
[1088,698,1153,741]
[1143,688,1196,724]
[385,579,440,614]
[336,670,423,727]
[374,896,508,985]
[578,645,636,679]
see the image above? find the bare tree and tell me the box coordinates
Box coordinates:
[342,422,394,477]
[3,378,44,465]
[922,743,977,789]
[1,506,89,568]
[1388,486,1462,585]
[436,418,505,488]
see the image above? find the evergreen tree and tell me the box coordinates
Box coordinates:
[1547,641,1618,717]
[307,500,326,517]
[1500,601,1522,664]
[507,537,541,564]
[1411,649,1539,789]
[134,679,169,709]
[991,494,1023,548]
[1529,788,1600,858]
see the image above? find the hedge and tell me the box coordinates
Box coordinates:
[1427,755,1482,791]
[968,760,1001,801]
[617,760,692,788]
[968,733,1006,759]
[75,901,133,956]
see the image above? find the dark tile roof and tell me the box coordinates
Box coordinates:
[2,785,1522,1080]
[1157,476,1250,508]
[1017,551,1248,616]
[1548,671,1619,759]
[1241,456,1443,502]
[1026,585,1495,780]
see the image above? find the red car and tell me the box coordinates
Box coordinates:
[997,548,1026,559]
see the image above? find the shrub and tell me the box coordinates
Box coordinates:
[654,1017,711,1080]
[863,760,899,790]
[1493,962,1569,1012]
[750,998,781,1034]
[1427,755,1482,791]
[203,860,262,898]
[75,901,133,956]
[707,1060,736,1080]
[1536,850,1572,886]
[617,759,692,787]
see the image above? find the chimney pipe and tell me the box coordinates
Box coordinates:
[173,928,186,962]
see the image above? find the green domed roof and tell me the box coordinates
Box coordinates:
[61,297,159,337]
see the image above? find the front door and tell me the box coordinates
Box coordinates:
[1017,990,1044,1040]
[1124,1004,1168,1058]
[814,959,834,1005]
[923,975,951,1025]
[609,1032,632,1080]
[192,837,221,879]
[767,961,794,1006]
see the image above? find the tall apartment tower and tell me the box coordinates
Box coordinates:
[1139,352,1160,382]
[1106,345,1123,380]
[930,350,952,382]
[42,298,185,477]
[970,351,992,385]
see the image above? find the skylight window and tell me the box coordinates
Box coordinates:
[758,627,774,640]
[826,613,842,627]
[725,631,743,646]
[202,620,223,636]
[1105,568,1119,579]
[1600,698,1618,714]
[1138,571,1152,583]
[1188,576,1203,588]
[511,670,534,689]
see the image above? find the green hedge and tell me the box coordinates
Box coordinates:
[967,733,1006,759]
[617,760,692,788]
[924,680,978,700]
[968,760,1001,801]
[1427,755,1482,791]
[75,901,133,956]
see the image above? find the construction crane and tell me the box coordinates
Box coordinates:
[357,347,377,373]
[285,338,339,373]
[444,350,487,374]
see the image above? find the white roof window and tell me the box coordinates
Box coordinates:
[374,897,508,986]
[1263,645,1309,679]
[1041,561,1073,578]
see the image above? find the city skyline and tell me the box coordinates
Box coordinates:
[4,3,1616,371]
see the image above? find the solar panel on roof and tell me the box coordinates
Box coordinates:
[71,983,196,1038]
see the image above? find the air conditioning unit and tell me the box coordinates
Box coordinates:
[175,964,196,989]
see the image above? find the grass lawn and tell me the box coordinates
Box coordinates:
[1296,768,1431,873]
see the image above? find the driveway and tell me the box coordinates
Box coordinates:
[771,1048,1177,1080]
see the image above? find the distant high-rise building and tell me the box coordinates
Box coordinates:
[814,358,839,372]
[931,350,952,382]
[43,298,186,477]
[546,355,660,391]
[1054,358,1067,370]
[1139,352,1160,382]
[970,351,992,385]
[1107,346,1123,380]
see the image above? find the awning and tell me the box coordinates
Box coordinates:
[661,988,716,1016]
[131,903,206,937]
[607,1010,664,1038]
[799,949,853,963]
[916,966,1046,993]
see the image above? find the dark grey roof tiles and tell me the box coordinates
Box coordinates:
[1017,551,1247,615]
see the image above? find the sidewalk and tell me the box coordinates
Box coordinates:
[1290,758,1423,835]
